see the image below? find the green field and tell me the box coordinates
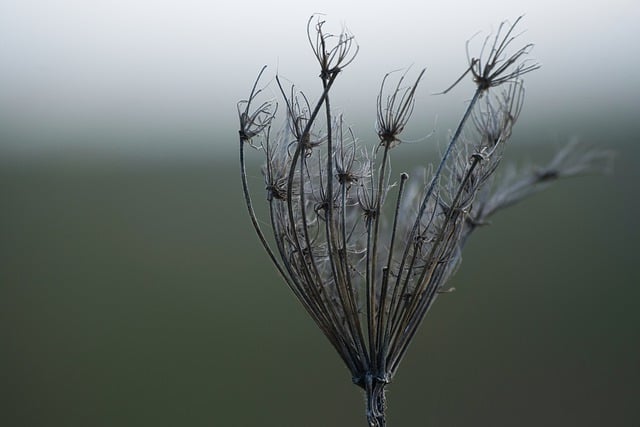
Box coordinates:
[2,121,639,426]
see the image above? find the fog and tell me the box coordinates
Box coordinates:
[1,0,638,155]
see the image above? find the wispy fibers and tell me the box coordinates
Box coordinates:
[237,15,612,426]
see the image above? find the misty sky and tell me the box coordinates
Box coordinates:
[1,0,638,153]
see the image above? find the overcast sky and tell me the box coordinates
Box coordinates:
[1,0,638,153]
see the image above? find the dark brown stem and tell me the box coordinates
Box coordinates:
[365,375,388,427]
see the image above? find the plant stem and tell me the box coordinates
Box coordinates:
[365,375,387,427]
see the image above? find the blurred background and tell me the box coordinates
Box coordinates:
[1,1,639,426]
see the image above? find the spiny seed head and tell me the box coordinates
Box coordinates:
[237,66,276,142]
[308,14,359,80]
[235,15,609,427]
[376,69,425,149]
[467,16,540,91]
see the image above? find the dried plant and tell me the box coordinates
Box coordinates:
[237,15,612,426]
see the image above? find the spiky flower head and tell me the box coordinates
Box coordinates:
[236,15,610,427]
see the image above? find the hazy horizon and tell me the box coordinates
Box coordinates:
[1,0,639,156]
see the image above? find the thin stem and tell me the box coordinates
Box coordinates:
[367,143,391,368]
[283,73,338,263]
[321,79,369,375]
[390,156,482,374]
[340,166,371,372]
[365,375,387,427]
[385,88,482,372]
[239,139,292,291]
[388,88,482,348]
[376,172,409,372]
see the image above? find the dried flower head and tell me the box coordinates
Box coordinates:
[376,69,425,148]
[308,14,359,80]
[237,66,276,142]
[439,16,540,95]
[236,15,611,427]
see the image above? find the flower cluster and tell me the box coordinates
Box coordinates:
[237,15,611,427]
